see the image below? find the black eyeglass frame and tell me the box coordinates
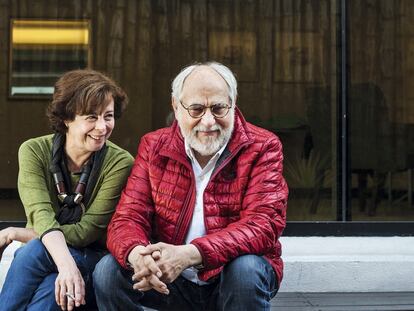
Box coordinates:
[179,100,233,119]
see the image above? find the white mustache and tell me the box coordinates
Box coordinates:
[193,124,222,133]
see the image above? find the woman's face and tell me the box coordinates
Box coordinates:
[65,97,115,156]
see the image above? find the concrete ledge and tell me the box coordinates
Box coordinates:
[279,237,414,292]
[2,237,414,294]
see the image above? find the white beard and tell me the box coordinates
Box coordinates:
[176,109,234,156]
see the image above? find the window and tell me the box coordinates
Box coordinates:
[2,0,414,235]
[10,19,91,97]
[348,0,414,221]
[268,0,338,222]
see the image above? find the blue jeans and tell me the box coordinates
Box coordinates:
[0,239,105,311]
[93,254,278,311]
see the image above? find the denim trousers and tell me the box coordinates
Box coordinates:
[0,239,105,311]
[93,253,278,311]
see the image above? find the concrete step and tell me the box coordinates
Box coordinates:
[272,292,414,310]
[2,237,414,303]
[279,236,414,292]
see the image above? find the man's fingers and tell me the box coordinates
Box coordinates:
[136,245,161,256]
[133,282,153,291]
[133,277,151,290]
[133,267,162,280]
[151,250,162,260]
[143,244,164,255]
[147,275,169,294]
[132,260,156,281]
[133,274,169,295]
[132,277,155,292]
[142,255,162,278]
[132,269,150,281]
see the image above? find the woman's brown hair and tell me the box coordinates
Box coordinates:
[47,69,128,134]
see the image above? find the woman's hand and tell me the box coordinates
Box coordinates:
[41,230,86,310]
[54,262,85,311]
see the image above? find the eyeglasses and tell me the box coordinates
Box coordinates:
[179,101,232,119]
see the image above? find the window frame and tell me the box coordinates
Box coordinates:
[8,18,92,99]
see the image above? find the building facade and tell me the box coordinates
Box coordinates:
[1,0,414,235]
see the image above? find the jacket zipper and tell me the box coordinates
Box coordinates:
[210,142,249,181]
[170,141,251,244]
[167,133,249,245]
[172,171,196,244]
[201,142,250,232]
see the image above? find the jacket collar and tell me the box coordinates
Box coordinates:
[159,107,253,164]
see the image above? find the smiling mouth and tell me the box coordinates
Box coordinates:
[198,130,219,136]
[89,134,105,141]
[198,128,219,133]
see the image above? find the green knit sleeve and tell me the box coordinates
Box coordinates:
[60,149,134,247]
[18,138,61,236]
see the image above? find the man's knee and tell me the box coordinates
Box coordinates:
[93,254,124,294]
[217,255,277,310]
[224,255,266,276]
[93,254,144,309]
[222,255,275,290]
[93,254,116,287]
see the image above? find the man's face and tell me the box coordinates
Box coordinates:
[173,66,235,157]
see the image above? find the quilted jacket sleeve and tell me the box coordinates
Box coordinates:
[107,135,155,268]
[191,136,288,270]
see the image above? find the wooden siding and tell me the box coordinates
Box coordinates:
[1,0,391,190]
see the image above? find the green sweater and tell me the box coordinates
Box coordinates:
[18,134,134,248]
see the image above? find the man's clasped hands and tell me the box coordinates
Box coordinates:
[127,242,202,295]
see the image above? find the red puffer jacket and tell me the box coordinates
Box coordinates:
[107,108,288,285]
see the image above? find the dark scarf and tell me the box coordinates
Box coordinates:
[50,133,108,225]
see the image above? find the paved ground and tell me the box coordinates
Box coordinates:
[272,292,414,311]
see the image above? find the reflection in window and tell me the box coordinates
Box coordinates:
[10,20,91,96]
[349,0,414,221]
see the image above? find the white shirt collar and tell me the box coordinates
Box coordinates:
[184,139,228,171]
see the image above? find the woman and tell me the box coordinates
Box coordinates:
[0,69,133,310]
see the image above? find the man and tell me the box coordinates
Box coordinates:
[93,62,288,311]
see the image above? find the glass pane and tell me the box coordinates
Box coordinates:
[271,0,339,221]
[206,0,338,221]
[349,0,414,220]
[1,1,339,222]
[10,20,91,97]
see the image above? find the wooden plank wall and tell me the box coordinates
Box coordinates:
[0,0,337,188]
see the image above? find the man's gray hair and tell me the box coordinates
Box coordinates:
[171,61,238,104]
